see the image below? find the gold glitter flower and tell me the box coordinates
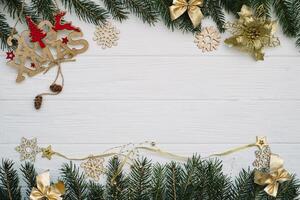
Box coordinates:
[224,5,280,61]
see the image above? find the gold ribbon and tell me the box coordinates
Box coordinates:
[254,154,291,197]
[169,0,204,28]
[30,171,65,200]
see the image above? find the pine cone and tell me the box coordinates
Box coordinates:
[50,84,63,93]
[34,95,43,110]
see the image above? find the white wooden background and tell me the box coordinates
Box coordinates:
[0,12,300,180]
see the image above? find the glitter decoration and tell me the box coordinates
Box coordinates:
[15,137,42,162]
[93,22,120,49]
[253,145,271,172]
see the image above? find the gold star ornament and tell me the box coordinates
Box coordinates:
[256,136,268,149]
[42,145,55,160]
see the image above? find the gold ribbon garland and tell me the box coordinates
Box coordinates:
[254,154,291,197]
[17,137,291,198]
[30,171,65,200]
[169,0,204,28]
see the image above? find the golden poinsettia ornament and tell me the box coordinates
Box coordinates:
[30,171,65,200]
[224,5,280,61]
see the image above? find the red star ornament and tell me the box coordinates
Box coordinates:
[62,37,69,44]
[6,51,15,60]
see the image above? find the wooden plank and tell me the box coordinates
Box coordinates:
[1,56,300,100]
[1,100,300,144]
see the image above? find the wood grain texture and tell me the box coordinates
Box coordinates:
[0,14,299,179]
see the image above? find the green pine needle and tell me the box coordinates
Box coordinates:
[205,0,226,32]
[61,0,108,25]
[61,162,88,200]
[0,160,21,200]
[87,181,105,200]
[127,158,152,200]
[151,164,165,200]
[1,0,39,22]
[0,12,15,50]
[106,157,128,200]
[20,162,37,197]
[165,162,183,200]
[121,0,159,25]
[102,0,129,21]
[30,0,59,22]
[273,0,299,37]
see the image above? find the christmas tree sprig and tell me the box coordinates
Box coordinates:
[2,155,299,200]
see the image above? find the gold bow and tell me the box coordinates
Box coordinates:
[30,171,65,200]
[254,154,291,197]
[169,0,204,28]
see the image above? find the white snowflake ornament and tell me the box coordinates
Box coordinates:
[194,26,221,52]
[15,137,42,162]
[93,22,120,49]
[81,156,105,181]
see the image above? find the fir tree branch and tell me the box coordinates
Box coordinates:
[219,0,251,15]
[165,162,183,200]
[102,0,129,22]
[61,0,108,25]
[151,164,165,200]
[273,0,299,37]
[87,181,105,200]
[275,175,300,200]
[121,0,158,25]
[151,0,176,31]
[61,162,88,200]
[127,158,152,200]
[250,0,272,18]
[0,160,21,200]
[179,156,202,200]
[106,157,128,200]
[30,0,59,22]
[20,162,37,197]
[205,0,226,32]
[0,12,15,50]
[296,34,300,47]
[0,0,39,22]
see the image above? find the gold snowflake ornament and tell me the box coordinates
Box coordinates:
[81,156,105,181]
[93,22,120,49]
[15,137,42,162]
[194,26,221,52]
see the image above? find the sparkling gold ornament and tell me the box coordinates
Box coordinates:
[169,0,204,28]
[93,22,120,49]
[194,26,221,52]
[254,154,291,197]
[81,156,105,181]
[253,145,271,172]
[224,5,280,61]
[15,137,42,162]
[42,145,55,160]
[30,171,65,200]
